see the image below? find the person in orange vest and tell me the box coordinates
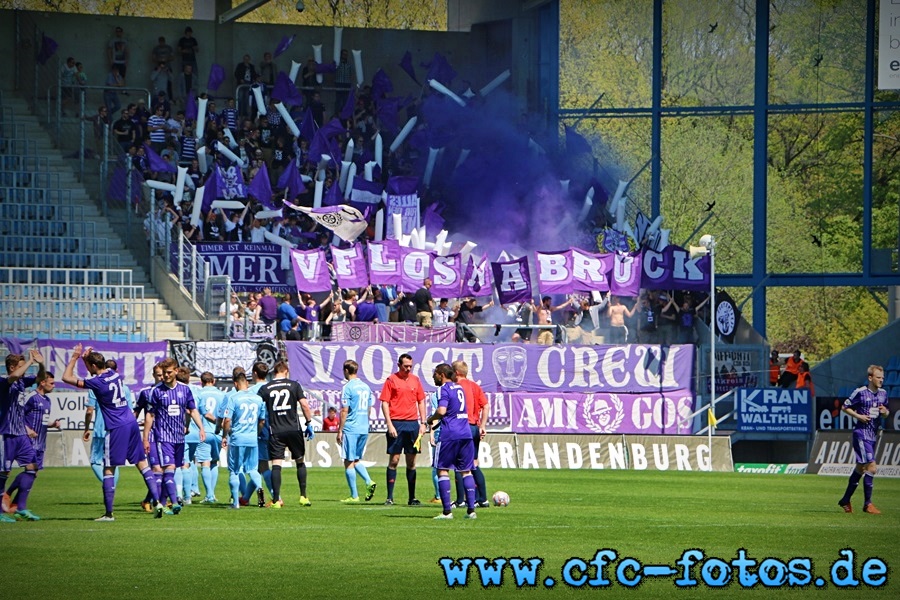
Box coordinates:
[779,349,803,388]
[769,350,781,387]
[796,361,815,397]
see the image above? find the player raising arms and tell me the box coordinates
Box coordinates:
[427,363,477,520]
[337,360,376,503]
[62,344,163,522]
[258,361,314,508]
[0,349,46,522]
[144,358,205,516]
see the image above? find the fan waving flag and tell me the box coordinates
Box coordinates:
[290,203,368,242]
[207,64,226,92]
[144,143,177,174]
[274,35,295,58]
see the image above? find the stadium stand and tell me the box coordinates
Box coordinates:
[0,95,184,341]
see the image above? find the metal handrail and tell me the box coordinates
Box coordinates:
[680,388,737,435]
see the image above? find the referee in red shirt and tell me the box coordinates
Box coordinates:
[379,354,427,505]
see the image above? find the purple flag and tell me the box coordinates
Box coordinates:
[299,107,317,141]
[610,252,642,297]
[144,143,177,174]
[461,254,492,298]
[207,63,226,92]
[422,202,445,236]
[37,34,58,66]
[430,253,462,298]
[367,240,402,286]
[571,248,613,292]
[398,50,420,85]
[308,118,345,166]
[331,243,370,289]
[248,162,274,209]
[371,69,394,100]
[491,256,532,305]
[349,176,383,205]
[277,160,305,201]
[565,125,593,155]
[290,248,332,293]
[185,90,198,122]
[421,52,456,86]
[640,245,709,292]
[323,181,342,207]
[386,176,419,196]
[274,35,295,58]
[273,71,304,107]
[398,247,433,293]
[536,250,574,295]
[339,86,356,120]
[106,165,144,206]
[375,97,401,134]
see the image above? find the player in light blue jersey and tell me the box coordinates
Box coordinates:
[176,367,202,503]
[427,390,442,504]
[83,359,135,486]
[337,360,376,503]
[194,371,225,503]
[244,362,273,505]
[222,368,266,509]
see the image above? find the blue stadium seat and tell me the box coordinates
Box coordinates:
[886,356,900,372]
[885,371,900,387]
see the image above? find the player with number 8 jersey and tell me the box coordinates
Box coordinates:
[258,361,313,508]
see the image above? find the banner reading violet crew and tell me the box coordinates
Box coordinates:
[510,391,694,435]
[286,342,693,394]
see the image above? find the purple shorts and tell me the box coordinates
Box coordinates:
[148,441,185,468]
[852,432,876,464]
[34,449,45,470]
[3,434,37,470]
[433,437,475,472]
[105,421,147,467]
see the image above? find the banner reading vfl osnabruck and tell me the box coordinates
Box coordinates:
[510,391,694,435]
[286,342,693,394]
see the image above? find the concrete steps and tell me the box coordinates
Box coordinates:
[2,93,185,341]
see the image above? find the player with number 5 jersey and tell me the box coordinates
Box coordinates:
[258,361,313,508]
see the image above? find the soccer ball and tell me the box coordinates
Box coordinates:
[492,491,510,507]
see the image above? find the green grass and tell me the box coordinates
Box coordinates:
[1,467,898,598]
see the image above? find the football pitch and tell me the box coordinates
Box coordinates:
[1,467,897,599]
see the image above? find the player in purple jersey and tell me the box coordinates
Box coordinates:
[63,344,163,522]
[838,365,890,515]
[1,349,46,522]
[143,358,205,515]
[426,363,477,520]
[134,363,163,513]
[4,373,60,516]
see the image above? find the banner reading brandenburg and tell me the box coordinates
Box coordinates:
[286,342,694,394]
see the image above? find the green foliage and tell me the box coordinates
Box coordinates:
[0,0,448,29]
[560,0,899,357]
[1,467,898,598]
